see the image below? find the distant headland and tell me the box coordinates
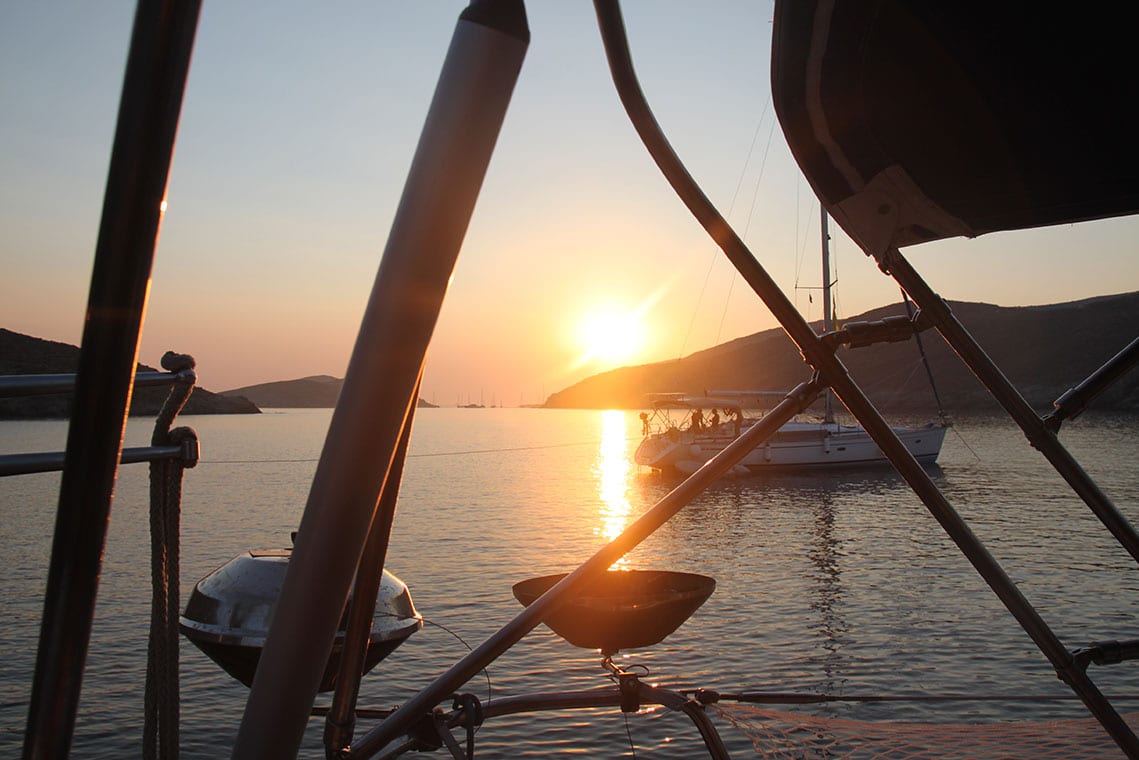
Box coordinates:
[543,292,1139,414]
[221,376,437,410]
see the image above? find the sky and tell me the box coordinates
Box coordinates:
[3,2,1138,407]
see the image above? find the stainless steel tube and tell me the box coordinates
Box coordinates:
[232,2,529,757]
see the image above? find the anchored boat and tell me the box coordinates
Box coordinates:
[636,203,948,476]
[635,392,946,474]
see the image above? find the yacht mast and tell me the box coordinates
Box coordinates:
[820,205,835,424]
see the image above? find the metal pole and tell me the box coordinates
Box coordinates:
[350,380,825,757]
[231,3,529,757]
[1,446,190,478]
[324,387,418,758]
[820,207,834,424]
[821,209,833,335]
[1046,335,1139,429]
[0,370,191,398]
[878,247,1139,564]
[591,1,1139,755]
[22,2,200,757]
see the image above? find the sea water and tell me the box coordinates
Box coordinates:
[1,408,1138,758]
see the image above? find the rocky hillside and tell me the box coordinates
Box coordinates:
[222,375,437,409]
[545,292,1139,414]
[0,329,260,418]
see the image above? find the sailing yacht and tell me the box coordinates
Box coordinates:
[634,210,947,475]
[634,392,946,474]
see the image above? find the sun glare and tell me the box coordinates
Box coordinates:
[595,410,633,569]
[576,305,646,365]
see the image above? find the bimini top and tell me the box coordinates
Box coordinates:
[770,1,1139,257]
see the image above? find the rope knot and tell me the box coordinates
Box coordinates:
[166,427,199,468]
[160,351,196,372]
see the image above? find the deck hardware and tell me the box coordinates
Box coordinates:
[1074,640,1139,670]
[1045,336,1139,431]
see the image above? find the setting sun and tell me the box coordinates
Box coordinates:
[575,305,647,366]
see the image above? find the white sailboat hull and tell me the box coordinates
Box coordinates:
[634,420,946,474]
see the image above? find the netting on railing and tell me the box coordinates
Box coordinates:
[713,703,1136,759]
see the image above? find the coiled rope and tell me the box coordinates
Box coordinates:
[143,354,198,760]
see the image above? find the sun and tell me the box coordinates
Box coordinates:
[575,305,647,366]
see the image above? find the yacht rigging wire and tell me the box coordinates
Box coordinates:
[414,619,494,720]
[198,437,615,465]
[715,113,780,348]
[678,96,773,361]
[901,289,946,421]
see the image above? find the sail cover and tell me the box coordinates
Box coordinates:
[770,1,1139,256]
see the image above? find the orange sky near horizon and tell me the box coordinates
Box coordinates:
[3,3,1138,407]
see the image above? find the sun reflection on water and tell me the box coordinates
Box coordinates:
[594,410,633,568]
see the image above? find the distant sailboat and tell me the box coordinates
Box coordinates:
[634,208,948,475]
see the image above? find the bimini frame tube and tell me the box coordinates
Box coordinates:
[878,247,1139,564]
[1047,335,1139,430]
[324,379,420,758]
[22,3,201,758]
[231,3,529,758]
[590,0,1139,756]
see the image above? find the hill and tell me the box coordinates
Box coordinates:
[544,292,1139,414]
[222,375,437,409]
[0,328,260,418]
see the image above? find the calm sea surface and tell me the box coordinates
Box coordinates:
[2,408,1138,758]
